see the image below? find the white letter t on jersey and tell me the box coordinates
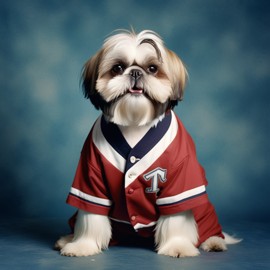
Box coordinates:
[143,167,167,193]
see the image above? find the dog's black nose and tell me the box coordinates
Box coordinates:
[129,69,142,80]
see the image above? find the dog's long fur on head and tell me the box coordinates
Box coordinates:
[82,30,187,126]
[55,30,241,257]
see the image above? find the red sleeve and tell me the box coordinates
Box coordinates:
[157,121,209,215]
[157,155,209,215]
[193,202,224,246]
[66,130,112,216]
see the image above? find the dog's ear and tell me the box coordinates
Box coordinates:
[166,49,188,104]
[81,49,104,110]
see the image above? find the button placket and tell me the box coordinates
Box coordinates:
[128,188,134,194]
[124,151,141,228]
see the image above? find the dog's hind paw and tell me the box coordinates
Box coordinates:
[201,236,227,252]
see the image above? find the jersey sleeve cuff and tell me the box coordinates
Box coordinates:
[158,193,209,216]
[66,193,111,216]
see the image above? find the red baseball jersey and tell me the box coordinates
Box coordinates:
[67,110,223,246]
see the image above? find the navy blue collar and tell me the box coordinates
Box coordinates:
[101,111,172,171]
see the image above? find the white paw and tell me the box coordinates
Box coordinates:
[157,237,200,258]
[60,240,102,257]
[54,234,74,250]
[201,236,227,252]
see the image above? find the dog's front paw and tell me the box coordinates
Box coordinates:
[201,236,227,252]
[157,237,200,258]
[60,240,102,257]
[54,234,74,250]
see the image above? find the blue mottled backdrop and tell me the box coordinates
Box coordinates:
[0,0,269,222]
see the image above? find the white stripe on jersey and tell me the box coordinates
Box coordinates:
[110,217,157,231]
[109,217,131,225]
[134,221,157,231]
[70,187,112,207]
[92,116,126,173]
[156,185,206,206]
[124,111,179,188]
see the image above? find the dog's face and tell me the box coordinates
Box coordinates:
[82,30,187,126]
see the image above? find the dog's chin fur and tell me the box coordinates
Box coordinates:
[107,95,155,126]
[103,94,169,126]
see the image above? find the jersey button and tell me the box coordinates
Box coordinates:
[131,216,136,221]
[128,188,134,194]
[128,173,135,179]
[130,156,137,163]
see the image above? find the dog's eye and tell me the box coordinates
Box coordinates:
[112,64,126,75]
[147,65,158,74]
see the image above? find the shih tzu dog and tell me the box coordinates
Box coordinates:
[55,30,240,257]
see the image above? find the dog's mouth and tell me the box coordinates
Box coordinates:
[128,87,144,95]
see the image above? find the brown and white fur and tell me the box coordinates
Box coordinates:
[55,30,240,257]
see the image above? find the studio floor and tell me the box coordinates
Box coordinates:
[0,219,269,270]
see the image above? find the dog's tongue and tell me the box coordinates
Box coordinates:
[129,88,143,94]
